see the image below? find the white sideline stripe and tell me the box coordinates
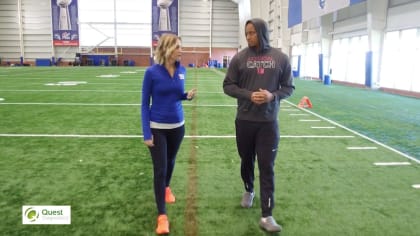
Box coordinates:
[374,162,411,166]
[0,102,237,107]
[300,119,321,122]
[347,147,377,150]
[412,184,420,189]
[281,108,299,111]
[284,100,420,164]
[0,134,354,139]
[311,126,335,129]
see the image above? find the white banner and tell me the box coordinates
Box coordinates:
[288,0,366,28]
[302,0,350,23]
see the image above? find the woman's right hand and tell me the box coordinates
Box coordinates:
[144,137,154,147]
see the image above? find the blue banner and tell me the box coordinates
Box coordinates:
[288,0,366,28]
[151,0,179,47]
[51,0,79,46]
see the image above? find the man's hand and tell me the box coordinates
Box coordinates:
[251,88,274,105]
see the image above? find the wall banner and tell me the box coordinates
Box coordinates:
[51,0,79,46]
[288,0,366,28]
[151,0,179,47]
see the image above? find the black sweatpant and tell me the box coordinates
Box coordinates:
[235,119,279,217]
[148,125,185,215]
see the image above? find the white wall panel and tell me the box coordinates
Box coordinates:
[333,15,366,35]
[336,2,366,21]
[0,10,18,17]
[179,0,238,48]
[0,1,20,61]
[0,5,18,11]
[211,0,239,48]
[0,16,18,24]
[387,1,420,30]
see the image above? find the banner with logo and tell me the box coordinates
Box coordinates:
[288,0,366,28]
[22,205,71,225]
[51,0,79,46]
[151,0,179,47]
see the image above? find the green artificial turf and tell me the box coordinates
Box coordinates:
[0,67,419,235]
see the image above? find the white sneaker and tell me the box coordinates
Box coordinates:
[259,216,282,232]
[240,192,254,208]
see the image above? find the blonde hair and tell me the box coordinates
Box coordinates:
[154,34,181,65]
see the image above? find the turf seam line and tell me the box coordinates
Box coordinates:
[184,68,198,236]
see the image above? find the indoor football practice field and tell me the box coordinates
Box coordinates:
[0,67,419,235]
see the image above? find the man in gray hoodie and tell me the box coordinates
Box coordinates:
[223,18,294,232]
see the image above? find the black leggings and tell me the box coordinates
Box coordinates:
[235,119,279,217]
[148,125,185,215]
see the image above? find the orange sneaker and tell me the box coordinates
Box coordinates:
[156,214,169,234]
[165,187,175,203]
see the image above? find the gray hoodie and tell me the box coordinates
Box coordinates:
[223,18,295,122]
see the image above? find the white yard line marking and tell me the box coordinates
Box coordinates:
[0,134,354,139]
[311,126,335,129]
[289,113,309,116]
[185,104,237,107]
[347,147,378,150]
[282,135,353,138]
[0,89,225,94]
[374,162,411,166]
[96,74,120,78]
[0,102,238,107]
[299,119,321,122]
[0,90,139,93]
[284,100,420,164]
[412,184,420,189]
[0,102,139,106]
[281,108,299,111]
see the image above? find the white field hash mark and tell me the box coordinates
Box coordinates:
[299,119,321,122]
[311,126,336,129]
[374,162,411,166]
[283,100,420,164]
[347,147,378,150]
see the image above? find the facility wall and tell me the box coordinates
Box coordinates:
[0,0,239,67]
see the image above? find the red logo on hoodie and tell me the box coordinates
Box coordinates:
[246,56,275,75]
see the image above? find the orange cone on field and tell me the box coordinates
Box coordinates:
[297,96,313,108]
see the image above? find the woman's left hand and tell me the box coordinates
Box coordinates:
[187,88,197,100]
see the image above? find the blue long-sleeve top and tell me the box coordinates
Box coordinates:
[141,61,189,140]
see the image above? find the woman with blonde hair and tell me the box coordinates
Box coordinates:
[141,33,196,234]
